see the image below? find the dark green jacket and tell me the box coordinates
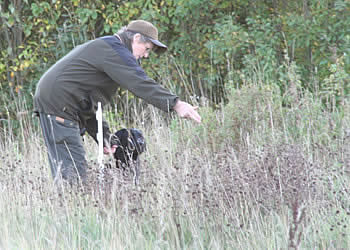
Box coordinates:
[34,35,178,143]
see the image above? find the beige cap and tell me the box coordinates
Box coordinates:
[127,20,167,54]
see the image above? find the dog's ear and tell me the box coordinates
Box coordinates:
[113,128,130,168]
[114,128,129,148]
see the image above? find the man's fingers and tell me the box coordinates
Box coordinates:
[174,100,201,123]
[192,113,201,123]
[188,109,201,123]
[104,145,117,154]
[103,147,110,154]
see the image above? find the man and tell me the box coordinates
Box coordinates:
[34,20,201,185]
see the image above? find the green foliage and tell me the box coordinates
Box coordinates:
[321,56,350,109]
[182,53,348,153]
[281,0,350,84]
[0,0,349,128]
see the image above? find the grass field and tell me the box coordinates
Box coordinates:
[1,81,350,249]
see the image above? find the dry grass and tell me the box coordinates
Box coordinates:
[1,84,350,249]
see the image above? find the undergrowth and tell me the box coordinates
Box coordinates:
[0,60,350,249]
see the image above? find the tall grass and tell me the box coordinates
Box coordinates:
[1,62,350,249]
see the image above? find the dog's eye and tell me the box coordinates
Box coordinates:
[137,138,144,145]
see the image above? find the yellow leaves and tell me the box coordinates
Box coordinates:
[20,60,31,70]
[73,0,80,7]
[54,2,61,10]
[10,66,18,72]
[8,59,31,81]
[15,85,22,93]
[8,81,22,93]
[34,18,42,25]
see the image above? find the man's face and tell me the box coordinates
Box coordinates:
[132,34,154,60]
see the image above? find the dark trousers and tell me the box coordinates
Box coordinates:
[38,113,87,185]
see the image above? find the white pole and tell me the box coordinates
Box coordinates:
[96,102,103,167]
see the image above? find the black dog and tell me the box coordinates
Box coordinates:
[111,128,146,184]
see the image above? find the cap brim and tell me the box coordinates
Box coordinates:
[149,38,167,54]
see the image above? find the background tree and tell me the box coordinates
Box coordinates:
[0,0,349,127]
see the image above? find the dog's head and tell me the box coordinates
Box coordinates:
[112,128,146,167]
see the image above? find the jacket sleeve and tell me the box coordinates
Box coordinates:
[102,49,178,112]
